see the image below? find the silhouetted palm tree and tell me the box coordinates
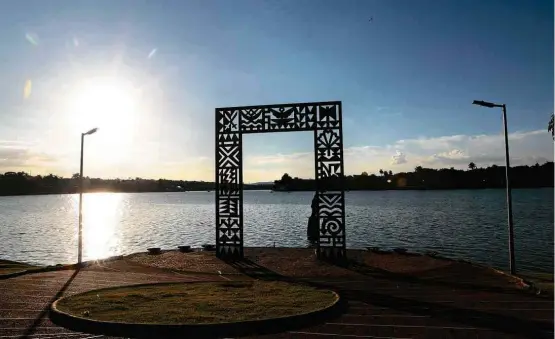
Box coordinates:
[468,162,477,170]
[548,113,554,139]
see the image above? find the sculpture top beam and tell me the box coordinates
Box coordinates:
[216,101,342,134]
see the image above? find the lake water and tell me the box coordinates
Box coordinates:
[0,189,552,273]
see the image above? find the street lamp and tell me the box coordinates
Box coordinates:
[78,127,98,265]
[472,100,515,275]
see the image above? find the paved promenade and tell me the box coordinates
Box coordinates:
[0,251,552,339]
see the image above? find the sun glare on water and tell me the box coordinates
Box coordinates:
[76,192,124,261]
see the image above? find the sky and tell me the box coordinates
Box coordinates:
[0,0,553,182]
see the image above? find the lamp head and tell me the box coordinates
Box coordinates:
[472,100,498,108]
[84,128,98,135]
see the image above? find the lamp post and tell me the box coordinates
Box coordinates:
[78,127,98,265]
[472,100,515,275]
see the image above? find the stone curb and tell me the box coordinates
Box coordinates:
[50,281,345,338]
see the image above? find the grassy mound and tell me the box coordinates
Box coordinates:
[55,281,337,324]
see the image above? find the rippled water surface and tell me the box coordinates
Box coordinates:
[0,189,552,272]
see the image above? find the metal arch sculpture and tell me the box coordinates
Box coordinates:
[215,101,346,261]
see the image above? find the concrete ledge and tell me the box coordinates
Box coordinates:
[50,281,344,339]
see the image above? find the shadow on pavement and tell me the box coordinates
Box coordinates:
[21,268,80,339]
[339,287,552,339]
[224,258,552,339]
[345,259,535,295]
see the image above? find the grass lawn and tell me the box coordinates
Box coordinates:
[520,271,554,295]
[55,281,337,324]
[0,259,39,276]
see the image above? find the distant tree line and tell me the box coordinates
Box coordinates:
[1,161,552,196]
[0,172,272,196]
[273,162,554,191]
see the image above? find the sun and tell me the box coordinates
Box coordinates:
[68,76,138,132]
[66,76,142,162]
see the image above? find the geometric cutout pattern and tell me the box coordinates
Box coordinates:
[316,128,343,179]
[317,192,346,260]
[317,104,341,129]
[217,145,240,168]
[218,196,240,217]
[238,103,317,133]
[215,101,345,261]
[217,216,242,258]
[217,109,239,133]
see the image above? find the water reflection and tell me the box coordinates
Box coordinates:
[1,190,552,272]
[75,193,123,261]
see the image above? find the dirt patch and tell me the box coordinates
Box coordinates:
[127,248,453,278]
[125,248,532,293]
[244,248,354,278]
[126,251,240,274]
[347,249,453,274]
[518,271,554,296]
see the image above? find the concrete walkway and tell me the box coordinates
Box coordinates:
[0,257,552,339]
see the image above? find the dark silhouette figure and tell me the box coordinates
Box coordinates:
[307,194,319,241]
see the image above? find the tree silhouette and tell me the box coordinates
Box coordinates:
[1,161,554,196]
[468,162,477,170]
[272,161,553,192]
[549,113,554,140]
[379,169,384,176]
[281,173,292,182]
[388,170,393,176]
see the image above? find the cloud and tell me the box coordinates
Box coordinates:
[0,142,58,172]
[240,129,553,179]
[243,152,314,182]
[0,147,28,165]
[246,152,312,166]
[1,130,552,181]
[0,140,35,147]
[391,151,407,165]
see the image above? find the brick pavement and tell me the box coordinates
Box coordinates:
[0,258,552,339]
